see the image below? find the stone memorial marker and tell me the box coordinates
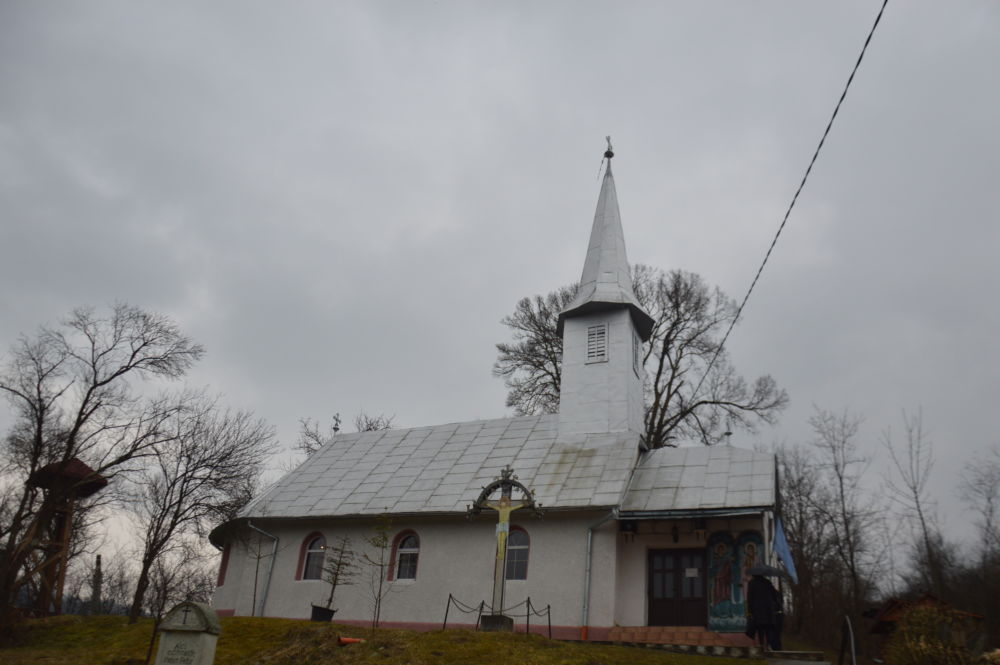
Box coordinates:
[154,601,221,665]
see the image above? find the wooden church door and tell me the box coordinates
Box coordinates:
[647,549,707,626]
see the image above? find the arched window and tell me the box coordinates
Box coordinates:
[296,533,326,581]
[505,527,529,580]
[389,531,419,580]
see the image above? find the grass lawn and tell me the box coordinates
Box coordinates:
[0,615,765,665]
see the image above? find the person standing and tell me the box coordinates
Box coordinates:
[771,582,784,651]
[745,573,781,650]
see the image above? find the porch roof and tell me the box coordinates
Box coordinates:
[620,445,775,512]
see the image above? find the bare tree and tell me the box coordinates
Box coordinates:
[295,411,392,459]
[777,411,892,656]
[353,411,394,433]
[776,444,835,635]
[66,548,135,615]
[141,541,216,664]
[143,543,215,618]
[493,285,577,416]
[959,445,1000,645]
[295,415,341,457]
[494,266,787,447]
[882,408,945,595]
[123,396,273,622]
[0,304,203,624]
[808,407,880,614]
[636,267,787,447]
[960,445,1000,569]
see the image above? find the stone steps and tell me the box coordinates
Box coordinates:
[607,626,762,659]
[766,651,829,664]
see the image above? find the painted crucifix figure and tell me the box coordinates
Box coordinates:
[468,465,542,622]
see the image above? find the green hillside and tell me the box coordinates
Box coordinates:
[0,615,763,665]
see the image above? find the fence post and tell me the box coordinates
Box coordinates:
[838,615,857,665]
[475,601,484,631]
[547,604,552,640]
[526,598,531,635]
[443,594,452,630]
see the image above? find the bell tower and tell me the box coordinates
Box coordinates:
[557,142,653,437]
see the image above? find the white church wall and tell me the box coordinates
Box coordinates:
[213,511,618,634]
[211,543,243,614]
[585,518,619,629]
[559,310,644,436]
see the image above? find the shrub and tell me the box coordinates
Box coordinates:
[883,605,984,665]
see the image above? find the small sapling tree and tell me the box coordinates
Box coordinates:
[321,535,357,611]
[361,514,394,629]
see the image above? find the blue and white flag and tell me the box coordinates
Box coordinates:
[773,517,798,584]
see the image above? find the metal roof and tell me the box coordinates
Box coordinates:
[240,414,642,518]
[620,445,776,512]
[239,415,776,521]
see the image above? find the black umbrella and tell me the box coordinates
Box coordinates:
[748,564,792,579]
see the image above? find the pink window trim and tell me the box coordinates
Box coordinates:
[387,530,419,581]
[216,543,231,587]
[295,531,325,581]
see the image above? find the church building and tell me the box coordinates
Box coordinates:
[209,148,780,641]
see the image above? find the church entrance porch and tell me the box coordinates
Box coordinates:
[615,514,769,632]
[647,548,706,626]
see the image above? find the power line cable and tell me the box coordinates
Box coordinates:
[689,0,890,404]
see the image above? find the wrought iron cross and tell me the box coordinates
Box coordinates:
[468,466,542,615]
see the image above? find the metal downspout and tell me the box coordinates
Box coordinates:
[247,520,279,618]
[581,509,618,640]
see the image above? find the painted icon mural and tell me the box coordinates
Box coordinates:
[707,532,739,631]
[736,530,763,607]
[707,530,764,631]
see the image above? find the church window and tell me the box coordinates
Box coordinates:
[389,531,420,580]
[505,527,529,580]
[586,324,608,363]
[297,533,326,581]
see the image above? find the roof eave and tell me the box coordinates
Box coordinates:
[617,506,773,520]
[557,300,655,340]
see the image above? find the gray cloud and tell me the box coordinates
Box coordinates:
[2,1,997,545]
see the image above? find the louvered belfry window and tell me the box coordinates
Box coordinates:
[586,324,608,363]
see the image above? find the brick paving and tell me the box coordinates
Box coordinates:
[608,625,758,649]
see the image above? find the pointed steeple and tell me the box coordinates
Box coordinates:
[558,142,654,340]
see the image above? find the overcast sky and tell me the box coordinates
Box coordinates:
[2,1,998,547]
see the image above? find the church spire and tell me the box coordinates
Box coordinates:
[558,140,654,340]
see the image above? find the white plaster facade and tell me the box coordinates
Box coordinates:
[213,507,773,638]
[213,512,622,636]
[558,310,645,436]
